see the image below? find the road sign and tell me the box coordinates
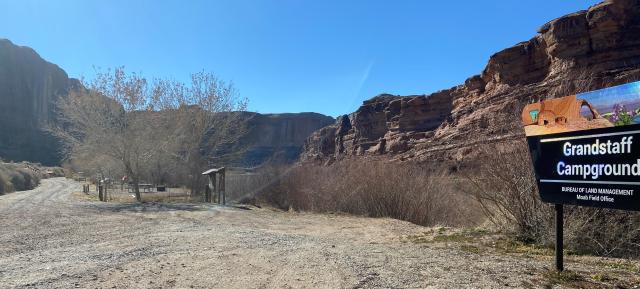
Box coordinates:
[522,80,640,271]
[523,81,640,211]
[527,124,640,211]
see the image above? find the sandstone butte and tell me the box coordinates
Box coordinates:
[301,0,640,167]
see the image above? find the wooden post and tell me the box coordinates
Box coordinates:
[98,185,104,202]
[211,173,220,203]
[217,172,221,205]
[555,204,564,272]
[220,169,226,205]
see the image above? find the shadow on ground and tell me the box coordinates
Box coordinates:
[81,201,253,214]
[84,202,207,213]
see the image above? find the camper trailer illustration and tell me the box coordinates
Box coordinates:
[522,95,613,136]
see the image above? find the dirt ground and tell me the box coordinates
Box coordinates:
[0,178,638,289]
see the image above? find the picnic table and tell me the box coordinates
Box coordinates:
[128,183,155,193]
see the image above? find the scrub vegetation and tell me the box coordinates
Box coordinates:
[253,160,480,227]
[0,161,64,194]
[247,140,640,260]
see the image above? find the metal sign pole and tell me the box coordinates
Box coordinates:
[555,204,564,272]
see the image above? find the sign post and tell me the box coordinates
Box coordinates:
[555,204,563,272]
[521,81,640,272]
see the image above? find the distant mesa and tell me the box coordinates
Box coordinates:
[0,39,334,166]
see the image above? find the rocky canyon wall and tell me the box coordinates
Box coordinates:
[302,0,640,166]
[0,39,76,165]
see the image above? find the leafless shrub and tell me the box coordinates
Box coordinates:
[225,166,288,204]
[254,160,481,227]
[67,152,124,182]
[464,141,553,243]
[566,208,640,257]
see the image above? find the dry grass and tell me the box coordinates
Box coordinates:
[463,141,551,243]
[256,160,482,227]
[405,228,640,288]
[225,168,287,204]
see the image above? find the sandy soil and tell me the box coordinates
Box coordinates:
[0,178,637,289]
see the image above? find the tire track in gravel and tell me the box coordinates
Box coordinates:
[0,178,76,231]
[2,178,629,289]
[0,178,65,212]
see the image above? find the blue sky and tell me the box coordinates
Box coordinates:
[1,0,600,117]
[578,81,640,113]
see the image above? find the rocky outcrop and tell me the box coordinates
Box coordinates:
[303,92,453,159]
[302,0,640,164]
[0,39,76,165]
[229,112,335,166]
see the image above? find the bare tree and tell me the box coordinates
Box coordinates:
[56,67,247,202]
[56,67,169,201]
[157,71,248,197]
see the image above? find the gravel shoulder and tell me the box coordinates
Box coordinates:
[0,178,637,289]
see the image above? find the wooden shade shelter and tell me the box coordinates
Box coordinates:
[202,167,226,205]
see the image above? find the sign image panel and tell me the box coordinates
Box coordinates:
[523,81,640,211]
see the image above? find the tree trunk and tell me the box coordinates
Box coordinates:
[133,177,141,202]
[187,152,205,198]
[124,162,142,202]
[126,164,142,202]
[189,169,203,198]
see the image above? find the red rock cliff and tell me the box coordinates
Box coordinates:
[302,0,640,164]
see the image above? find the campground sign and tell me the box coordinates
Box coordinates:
[523,81,640,211]
[527,125,640,211]
[522,81,640,271]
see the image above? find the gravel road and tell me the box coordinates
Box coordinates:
[0,178,632,289]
